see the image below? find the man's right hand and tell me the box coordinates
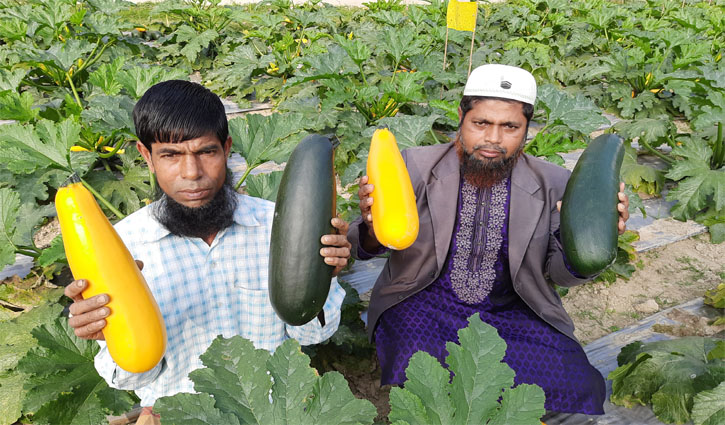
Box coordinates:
[65,279,109,340]
[65,260,144,340]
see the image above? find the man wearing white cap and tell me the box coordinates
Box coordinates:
[348,64,629,415]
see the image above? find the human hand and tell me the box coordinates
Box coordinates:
[320,218,351,276]
[65,260,144,340]
[616,182,630,235]
[358,175,377,240]
[555,182,630,235]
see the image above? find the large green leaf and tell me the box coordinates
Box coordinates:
[116,66,187,100]
[0,188,21,270]
[665,138,725,220]
[692,382,725,425]
[228,113,306,171]
[0,91,38,122]
[0,119,78,174]
[245,171,283,202]
[0,302,63,425]
[175,26,219,64]
[537,84,610,135]
[609,337,725,424]
[19,318,136,424]
[620,144,664,196]
[87,57,125,96]
[389,314,546,425]
[154,336,376,425]
[374,114,440,149]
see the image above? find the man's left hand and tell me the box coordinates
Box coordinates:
[617,182,630,235]
[320,217,351,276]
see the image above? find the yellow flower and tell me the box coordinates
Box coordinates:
[135,27,147,32]
[283,17,292,23]
[348,31,353,40]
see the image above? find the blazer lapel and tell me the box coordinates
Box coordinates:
[509,158,544,284]
[426,145,460,270]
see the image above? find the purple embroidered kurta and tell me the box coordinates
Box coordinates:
[375,176,606,415]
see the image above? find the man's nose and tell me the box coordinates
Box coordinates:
[484,125,501,144]
[180,155,202,180]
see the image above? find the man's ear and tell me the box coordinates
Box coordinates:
[457,106,463,121]
[223,136,233,157]
[136,141,155,173]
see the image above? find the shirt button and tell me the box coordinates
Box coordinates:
[211,261,217,268]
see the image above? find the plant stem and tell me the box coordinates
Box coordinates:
[234,164,255,191]
[712,122,724,169]
[66,72,83,108]
[15,248,40,258]
[429,128,439,144]
[80,177,126,219]
[639,138,674,165]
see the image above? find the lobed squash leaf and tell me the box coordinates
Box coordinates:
[608,337,725,424]
[18,318,136,425]
[0,302,63,425]
[245,171,283,202]
[665,137,725,221]
[228,113,307,188]
[691,381,725,425]
[389,314,546,425]
[155,336,377,425]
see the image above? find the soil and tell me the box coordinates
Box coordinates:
[563,233,725,344]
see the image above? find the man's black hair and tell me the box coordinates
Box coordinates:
[458,95,534,126]
[133,80,228,151]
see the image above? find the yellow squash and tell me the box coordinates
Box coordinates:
[55,181,166,373]
[367,128,419,250]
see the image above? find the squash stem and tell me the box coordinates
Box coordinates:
[639,138,674,165]
[712,122,723,170]
[80,177,126,219]
[233,165,255,191]
[15,248,40,258]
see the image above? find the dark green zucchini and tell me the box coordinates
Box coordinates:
[560,134,624,276]
[269,134,336,326]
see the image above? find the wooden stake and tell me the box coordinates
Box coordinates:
[467,8,478,77]
[441,27,449,99]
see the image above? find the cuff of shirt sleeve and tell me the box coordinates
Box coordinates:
[94,341,164,390]
[357,222,388,260]
[553,228,593,279]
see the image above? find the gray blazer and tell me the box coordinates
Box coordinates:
[348,142,591,342]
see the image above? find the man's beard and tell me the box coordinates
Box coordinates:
[455,133,525,188]
[152,182,238,239]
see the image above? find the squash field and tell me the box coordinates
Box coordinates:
[0,0,723,424]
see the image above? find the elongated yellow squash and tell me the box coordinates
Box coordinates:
[55,181,166,373]
[367,128,419,250]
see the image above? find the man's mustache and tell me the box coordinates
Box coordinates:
[470,144,507,155]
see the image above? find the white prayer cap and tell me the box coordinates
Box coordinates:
[463,64,537,106]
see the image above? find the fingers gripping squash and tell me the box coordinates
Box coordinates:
[367,128,419,250]
[55,180,166,373]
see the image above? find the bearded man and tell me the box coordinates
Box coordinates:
[348,64,630,415]
[64,80,350,423]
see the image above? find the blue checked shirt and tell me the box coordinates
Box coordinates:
[94,194,345,407]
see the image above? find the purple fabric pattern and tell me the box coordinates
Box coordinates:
[375,176,605,415]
